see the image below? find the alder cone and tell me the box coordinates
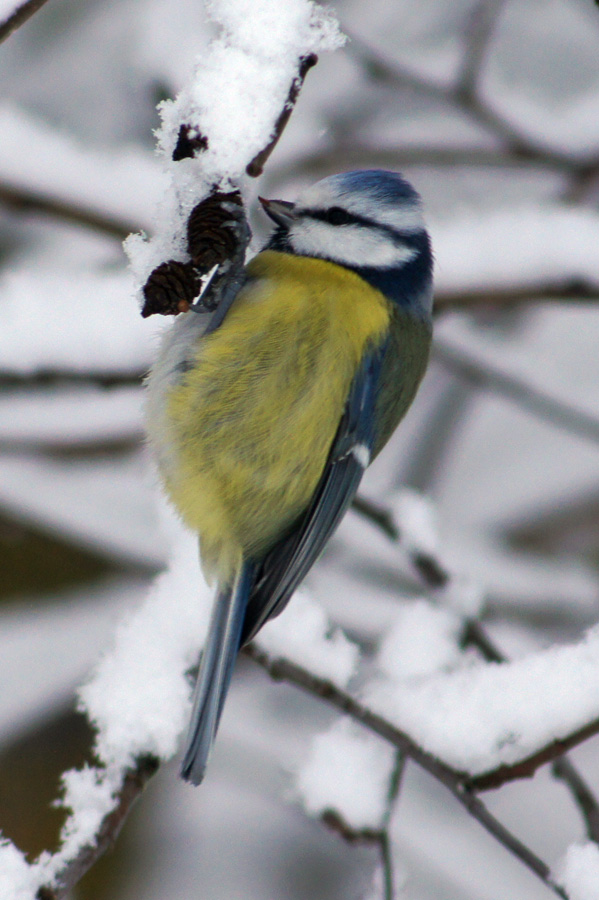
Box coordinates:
[141,260,200,318]
[187,191,243,272]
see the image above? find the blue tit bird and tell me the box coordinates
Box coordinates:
[145,169,433,784]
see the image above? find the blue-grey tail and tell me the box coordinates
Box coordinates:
[180,563,254,785]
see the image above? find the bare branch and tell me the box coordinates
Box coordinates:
[36,756,159,900]
[0,0,51,44]
[553,758,599,844]
[434,282,599,312]
[344,30,597,172]
[0,181,138,240]
[456,0,509,100]
[280,145,573,177]
[433,339,599,446]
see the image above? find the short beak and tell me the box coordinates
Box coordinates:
[259,197,296,227]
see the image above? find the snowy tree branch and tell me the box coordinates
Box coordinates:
[350,494,599,843]
[0,0,51,44]
[244,644,569,899]
[318,750,406,900]
[468,719,599,791]
[36,756,159,900]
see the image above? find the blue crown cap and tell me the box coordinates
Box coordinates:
[328,170,422,206]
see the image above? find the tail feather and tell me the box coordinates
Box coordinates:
[181,563,253,785]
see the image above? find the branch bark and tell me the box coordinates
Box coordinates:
[0,0,51,44]
[36,756,159,900]
[245,644,568,899]
[0,181,137,239]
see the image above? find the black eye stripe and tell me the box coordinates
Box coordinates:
[299,206,424,246]
[302,206,365,227]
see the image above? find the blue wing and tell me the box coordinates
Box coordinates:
[240,343,386,645]
[180,344,385,783]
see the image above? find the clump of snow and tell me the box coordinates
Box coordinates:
[391,488,439,557]
[126,0,344,299]
[557,842,599,900]
[256,590,359,690]
[295,718,395,830]
[440,572,485,619]
[0,103,164,230]
[0,264,157,376]
[0,840,38,900]
[80,534,208,767]
[368,624,599,774]
[39,767,124,884]
[433,204,599,295]
[377,600,463,681]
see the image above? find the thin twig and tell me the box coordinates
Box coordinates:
[246,54,318,177]
[0,181,138,240]
[456,0,509,100]
[320,749,405,900]
[245,644,568,899]
[36,756,159,900]
[553,758,599,844]
[468,719,599,791]
[320,811,395,900]
[433,339,599,446]
[0,0,51,44]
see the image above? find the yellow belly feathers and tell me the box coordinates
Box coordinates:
[161,250,391,584]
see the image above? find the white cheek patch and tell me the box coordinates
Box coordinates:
[289,219,418,269]
[297,182,425,233]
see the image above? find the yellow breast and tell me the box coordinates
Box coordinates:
[160,250,391,584]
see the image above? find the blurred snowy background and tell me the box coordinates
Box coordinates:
[1,0,599,898]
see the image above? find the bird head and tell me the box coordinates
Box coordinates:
[260,170,433,318]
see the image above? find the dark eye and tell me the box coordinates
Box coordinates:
[326,206,353,226]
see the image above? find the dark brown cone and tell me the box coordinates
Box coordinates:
[141,260,201,318]
[186,191,243,272]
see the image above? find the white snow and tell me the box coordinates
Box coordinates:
[79,532,208,767]
[368,623,599,775]
[0,104,165,232]
[0,579,146,742]
[0,386,143,446]
[0,841,38,900]
[127,0,344,299]
[256,590,359,689]
[557,842,599,900]
[391,487,439,556]
[295,718,395,829]
[432,204,599,295]
[376,601,463,681]
[0,263,158,376]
